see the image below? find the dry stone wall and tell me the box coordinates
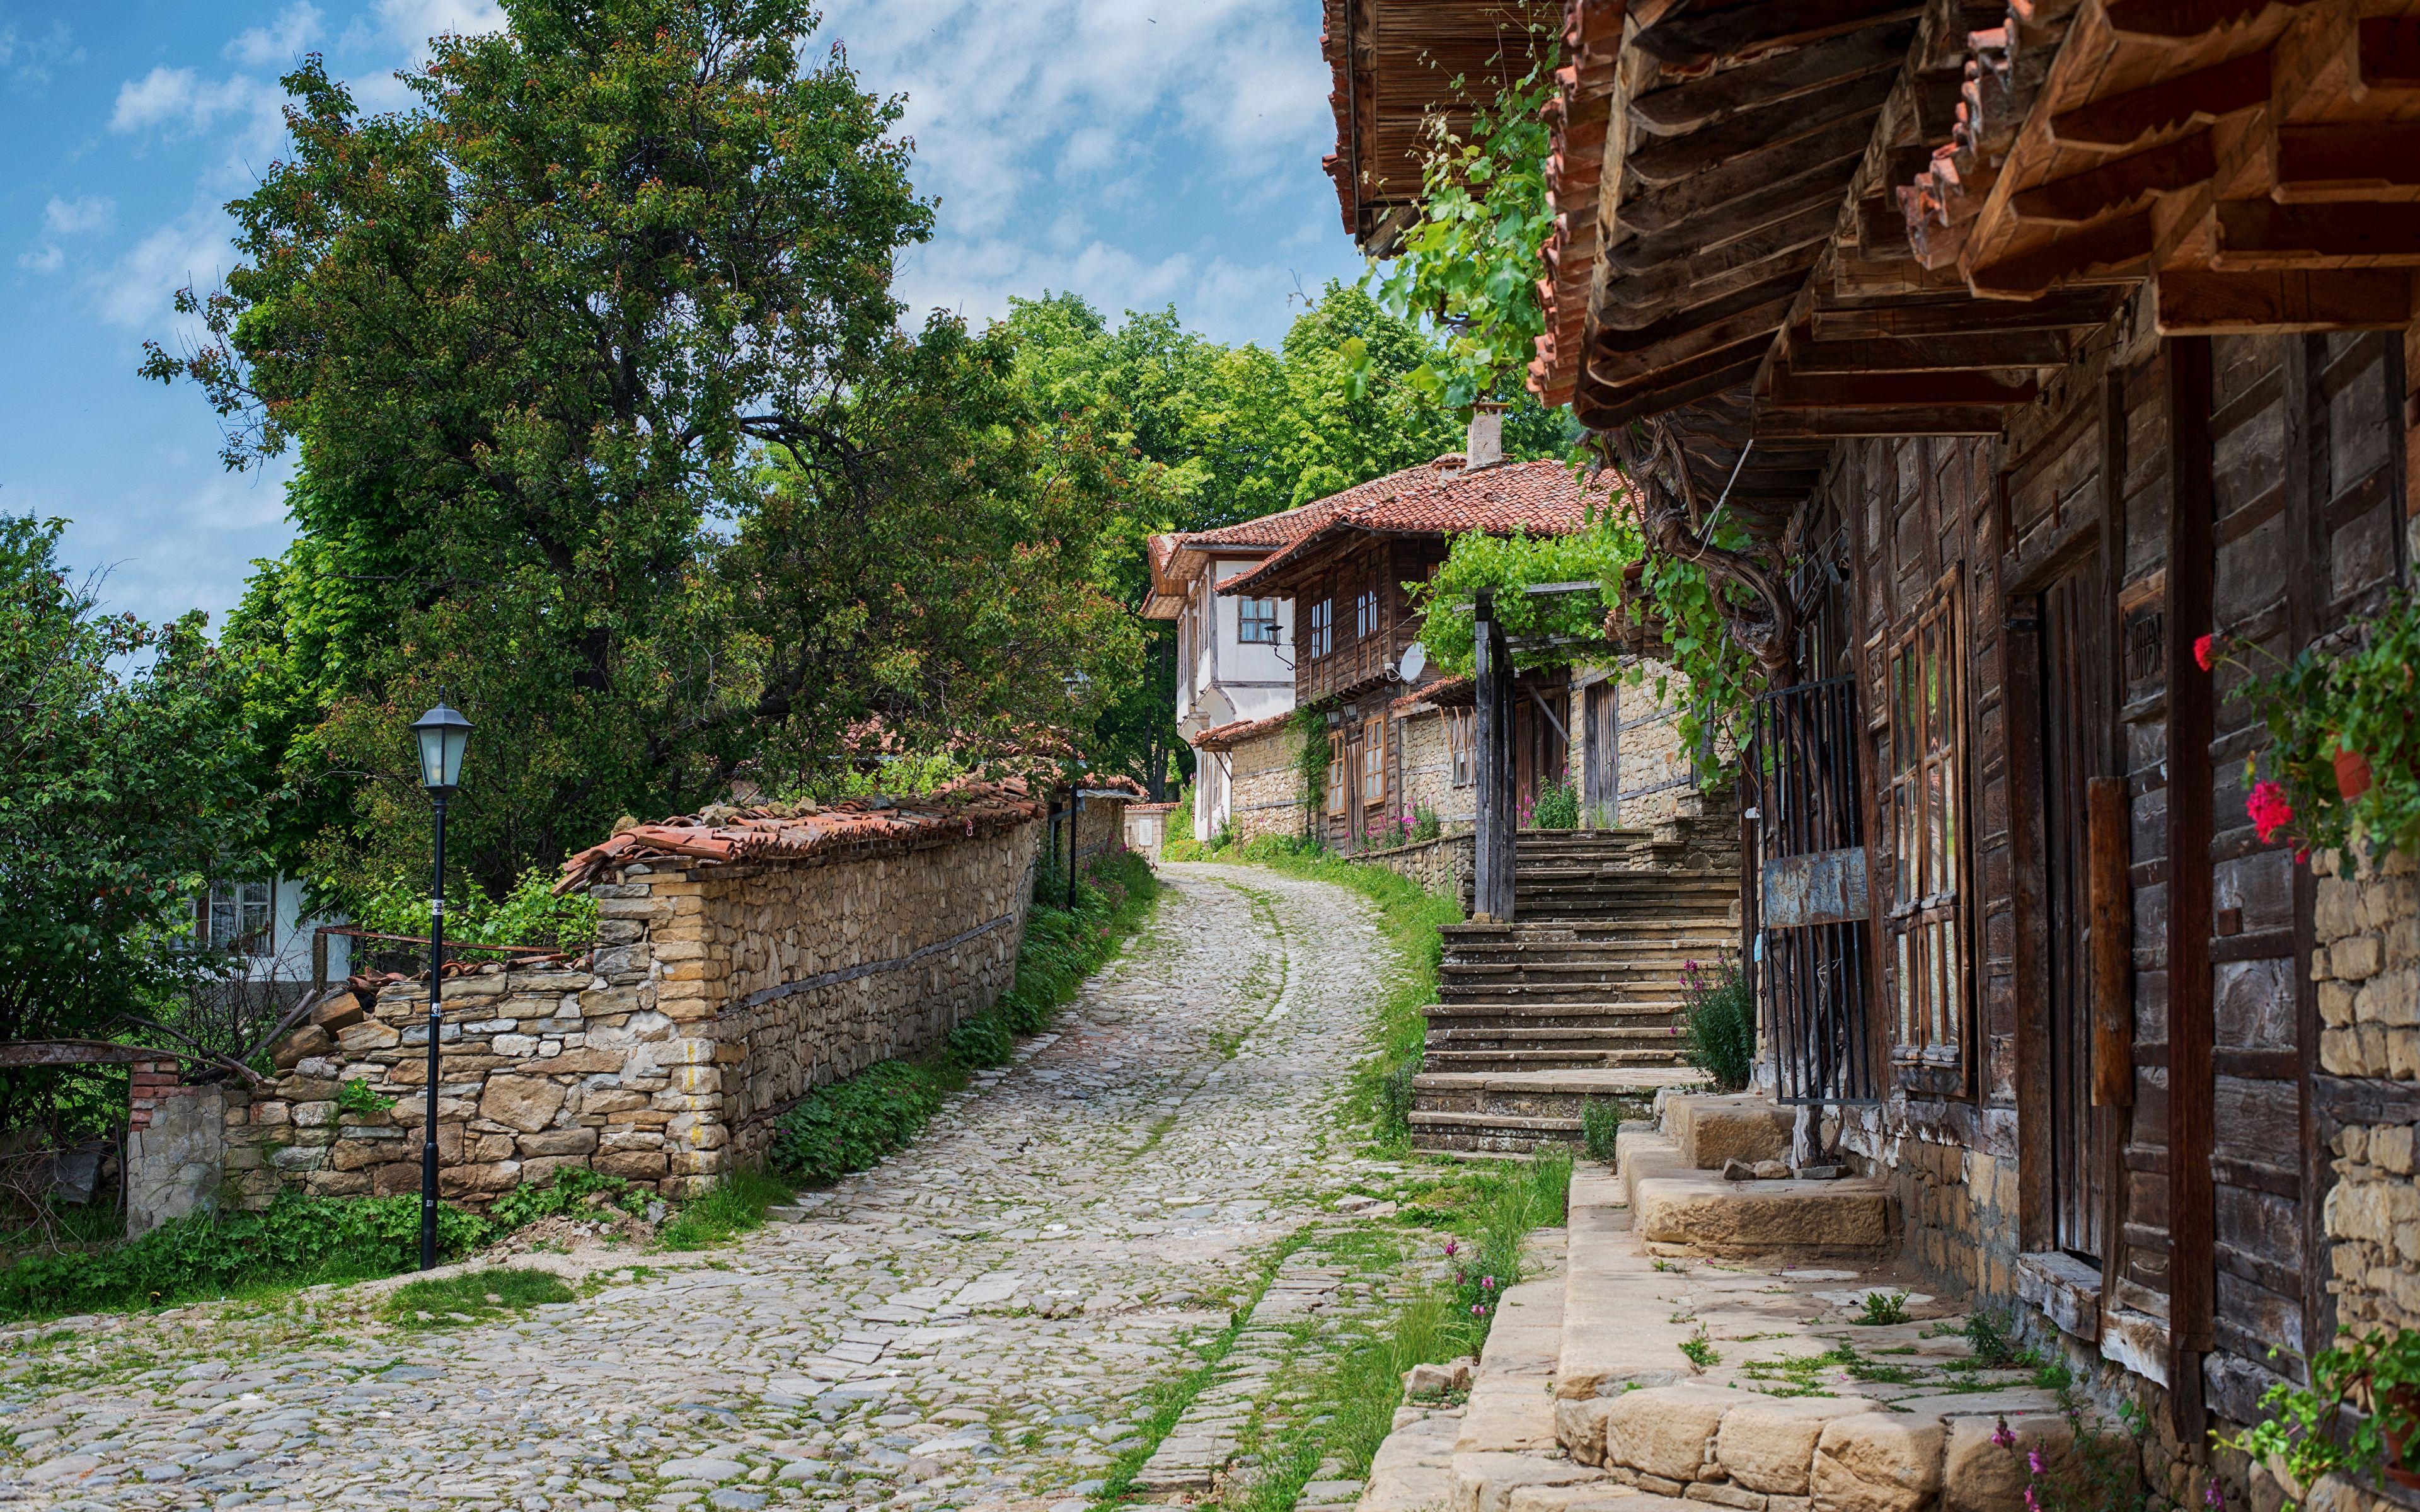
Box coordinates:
[230,816,1042,1205]
[2314,844,2420,1332]
[1225,723,1306,845]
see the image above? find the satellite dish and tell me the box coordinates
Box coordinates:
[1397,643,1428,682]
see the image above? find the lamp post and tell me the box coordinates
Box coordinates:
[409,696,472,1271]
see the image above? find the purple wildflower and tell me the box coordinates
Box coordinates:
[2027,1449,2045,1476]
[1990,1421,2015,1450]
[2206,1479,2225,1509]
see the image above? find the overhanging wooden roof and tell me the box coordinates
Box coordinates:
[1325,0,1564,253]
[1349,0,2420,520]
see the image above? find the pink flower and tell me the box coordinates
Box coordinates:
[2207,1477,2226,1508]
[1481,1276,1497,1290]
[1990,1421,2015,1450]
[2026,1449,2044,1476]
[1444,1239,1458,1257]
[2247,780,2295,844]
[2194,633,2217,671]
[1472,1303,1487,1317]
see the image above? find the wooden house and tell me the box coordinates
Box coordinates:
[1325,0,2420,1486]
[1211,432,1611,850]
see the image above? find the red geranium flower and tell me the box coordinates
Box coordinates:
[2194,633,2216,672]
[2247,781,2294,844]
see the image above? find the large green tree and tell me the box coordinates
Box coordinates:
[0,517,264,1128]
[994,284,1573,795]
[155,0,1137,905]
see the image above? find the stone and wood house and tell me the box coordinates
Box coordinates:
[1326,0,2420,1492]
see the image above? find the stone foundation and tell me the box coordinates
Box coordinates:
[2314,845,2420,1333]
[231,810,1044,1205]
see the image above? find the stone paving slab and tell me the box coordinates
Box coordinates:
[0,864,1403,1512]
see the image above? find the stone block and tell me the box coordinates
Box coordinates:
[371,1160,421,1196]
[272,1025,333,1069]
[328,1132,406,1171]
[292,1100,338,1129]
[601,1128,665,1152]
[309,994,367,1032]
[667,1113,729,1150]
[517,1127,599,1157]
[439,1160,522,1197]
[595,1149,669,1180]
[669,1147,730,1176]
[337,1020,402,1053]
[1557,1399,1613,1465]
[1810,1415,1944,1512]
[480,1075,568,1133]
[1606,1385,1734,1484]
[528,1048,626,1075]
[2361,971,2419,1028]
[1940,1412,2132,1512]
[1634,1174,1893,1257]
[1719,1398,1879,1496]
[669,1065,723,1095]
[2337,935,2387,982]
[582,1089,650,1116]
[304,1169,372,1196]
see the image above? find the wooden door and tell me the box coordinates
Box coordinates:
[2041,555,2113,1261]
[1584,682,1618,825]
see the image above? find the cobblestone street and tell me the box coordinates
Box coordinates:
[3,864,1410,1512]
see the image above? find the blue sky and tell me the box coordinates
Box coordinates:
[0,0,1361,627]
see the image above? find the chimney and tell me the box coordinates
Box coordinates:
[1464,403,1505,471]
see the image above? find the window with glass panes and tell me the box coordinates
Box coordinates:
[1326,731,1347,815]
[1308,598,1333,658]
[1361,718,1385,805]
[1884,580,1968,1073]
[1239,597,1280,644]
[204,880,274,956]
[1449,709,1475,788]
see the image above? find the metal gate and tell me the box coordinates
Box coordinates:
[1749,675,1881,1105]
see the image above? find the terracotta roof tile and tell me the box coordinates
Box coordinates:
[1391,674,1474,713]
[1217,456,1616,597]
[555,780,1047,894]
[1189,711,1298,750]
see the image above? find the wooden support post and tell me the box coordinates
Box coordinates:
[2165,335,2217,1439]
[1474,591,1516,922]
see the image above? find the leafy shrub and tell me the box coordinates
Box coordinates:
[2225,592,2420,859]
[335,1079,395,1118]
[0,1193,492,1320]
[945,1015,1013,1069]
[1411,806,1442,842]
[488,1166,643,1230]
[655,1167,793,1250]
[1579,1099,1622,1162]
[1531,779,1580,830]
[1680,958,1755,1092]
[353,865,599,955]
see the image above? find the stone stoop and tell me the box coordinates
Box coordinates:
[1615,1097,1894,1263]
[1410,1068,1710,1155]
[1353,1227,1695,1512]
[1548,1168,2134,1512]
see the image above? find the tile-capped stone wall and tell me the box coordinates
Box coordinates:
[229,817,1042,1204]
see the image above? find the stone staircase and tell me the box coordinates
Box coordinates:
[1409,822,1741,1155]
[1354,1094,2108,1512]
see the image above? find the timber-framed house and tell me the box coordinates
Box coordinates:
[1326,0,2420,1489]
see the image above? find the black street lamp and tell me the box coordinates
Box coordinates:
[409,696,472,1270]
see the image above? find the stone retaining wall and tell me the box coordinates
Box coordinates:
[1350,833,1474,913]
[1225,722,1306,846]
[2313,844,2420,1334]
[231,814,1042,1204]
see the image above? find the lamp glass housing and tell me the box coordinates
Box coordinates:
[410,701,473,793]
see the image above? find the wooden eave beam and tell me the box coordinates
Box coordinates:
[1616,115,1877,233]
[1785,327,2078,369]
[2101,0,2291,42]
[1575,355,1768,430]
[1605,175,1860,270]
[1634,0,1925,71]
[1750,403,2018,434]
[1586,333,1777,409]
[1765,368,2042,405]
[1968,212,2156,297]
[2274,123,2420,202]
[2361,18,2420,87]
[1807,287,2124,335]
[1628,75,1897,187]
[1599,203,1840,307]
[1628,23,1916,135]
[2010,130,2216,223]
[2155,267,2419,331]
[2048,49,2268,149]
[2209,201,2420,268]
[1590,289,1806,381]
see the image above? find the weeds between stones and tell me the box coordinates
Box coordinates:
[383,1267,574,1331]
[1580,1099,1622,1162]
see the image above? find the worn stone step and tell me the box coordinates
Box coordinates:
[1420,1050,1692,1073]
[1427,1026,1684,1046]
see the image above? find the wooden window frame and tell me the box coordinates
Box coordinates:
[1360,717,1386,808]
[1325,731,1347,815]
[204,879,274,957]
[1356,586,1380,640]
[1883,574,1972,1083]
[1448,709,1475,788]
[1238,597,1280,644]
[1308,598,1333,658]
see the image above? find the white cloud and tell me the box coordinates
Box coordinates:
[374,0,506,55]
[227,3,325,67]
[43,195,116,236]
[16,243,62,273]
[818,0,1332,239]
[0,18,84,93]
[89,207,234,331]
[110,66,274,136]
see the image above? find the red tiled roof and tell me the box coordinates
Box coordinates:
[1391,674,1474,713]
[1528,0,1623,409]
[1180,498,1343,549]
[1077,774,1150,799]
[1217,456,1614,597]
[555,781,1048,893]
[1128,801,1179,813]
[1189,711,1298,751]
